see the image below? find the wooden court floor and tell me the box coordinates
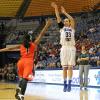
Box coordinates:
[0,82,100,100]
[0,82,46,100]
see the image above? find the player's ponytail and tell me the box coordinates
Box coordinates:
[23,34,31,53]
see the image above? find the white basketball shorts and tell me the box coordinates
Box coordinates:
[60,46,76,67]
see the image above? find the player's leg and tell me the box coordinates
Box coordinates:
[15,60,24,99]
[67,66,73,92]
[60,47,68,92]
[17,74,29,100]
[67,47,76,92]
[16,78,25,100]
[63,67,68,92]
[17,78,28,100]
[17,60,33,99]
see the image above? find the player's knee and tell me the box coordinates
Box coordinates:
[63,67,68,70]
[68,67,73,70]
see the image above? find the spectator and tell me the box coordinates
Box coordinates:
[77,45,90,90]
[6,63,16,81]
[89,49,99,67]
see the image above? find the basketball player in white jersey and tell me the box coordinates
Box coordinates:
[51,2,76,92]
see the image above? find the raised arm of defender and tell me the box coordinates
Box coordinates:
[34,19,52,45]
[0,19,52,52]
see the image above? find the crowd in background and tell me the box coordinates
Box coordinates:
[35,39,100,70]
[0,11,100,82]
[0,63,17,82]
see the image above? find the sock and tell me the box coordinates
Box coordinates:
[64,79,67,84]
[68,80,72,85]
[67,80,72,92]
[63,79,67,92]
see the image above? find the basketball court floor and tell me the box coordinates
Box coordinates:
[0,82,100,100]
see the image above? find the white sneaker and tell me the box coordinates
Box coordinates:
[15,87,21,99]
[17,93,24,100]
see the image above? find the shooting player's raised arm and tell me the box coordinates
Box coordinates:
[61,6,75,29]
[51,2,62,23]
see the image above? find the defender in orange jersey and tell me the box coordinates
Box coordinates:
[0,19,52,100]
[17,41,36,81]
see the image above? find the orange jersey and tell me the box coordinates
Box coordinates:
[20,42,36,59]
[17,42,36,80]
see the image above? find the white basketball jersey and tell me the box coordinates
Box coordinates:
[60,26,75,46]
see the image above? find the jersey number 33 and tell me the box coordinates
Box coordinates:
[65,32,71,41]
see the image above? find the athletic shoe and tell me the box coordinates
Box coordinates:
[67,84,71,92]
[17,94,24,100]
[15,87,21,99]
[67,80,72,92]
[63,84,67,92]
